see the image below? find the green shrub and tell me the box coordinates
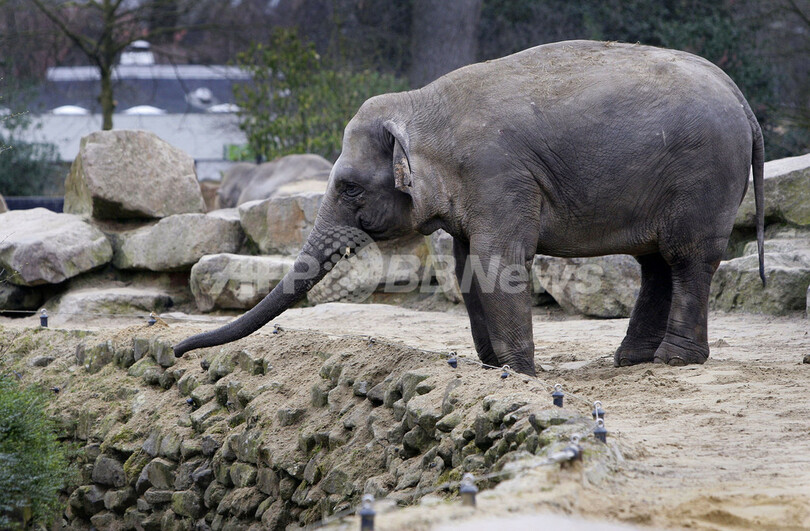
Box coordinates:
[233,28,409,162]
[0,375,70,529]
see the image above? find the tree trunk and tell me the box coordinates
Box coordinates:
[409,0,482,88]
[99,0,116,130]
[99,65,115,130]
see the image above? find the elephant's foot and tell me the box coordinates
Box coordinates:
[476,346,501,369]
[653,335,709,366]
[613,336,662,367]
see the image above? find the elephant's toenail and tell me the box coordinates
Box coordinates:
[619,358,632,367]
[668,357,686,366]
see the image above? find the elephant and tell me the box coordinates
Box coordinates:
[216,154,333,208]
[174,40,764,376]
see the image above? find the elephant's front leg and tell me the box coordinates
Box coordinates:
[455,237,537,376]
[453,238,500,367]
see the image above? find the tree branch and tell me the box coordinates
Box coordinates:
[29,0,99,58]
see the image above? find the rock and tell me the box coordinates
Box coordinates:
[64,129,204,219]
[201,435,222,456]
[236,154,332,205]
[0,208,112,286]
[222,487,265,518]
[142,458,177,490]
[68,484,107,518]
[257,467,279,497]
[405,394,442,432]
[711,251,810,315]
[204,480,228,509]
[736,153,810,229]
[93,454,127,487]
[50,287,173,325]
[190,254,294,311]
[190,401,226,433]
[533,254,640,317]
[436,411,463,433]
[217,162,257,208]
[399,371,432,402]
[238,193,324,255]
[158,431,182,460]
[426,229,463,303]
[144,488,174,505]
[208,351,237,381]
[364,473,394,498]
[230,462,257,488]
[277,407,306,426]
[89,511,116,529]
[103,487,136,513]
[78,340,115,374]
[109,211,244,271]
[402,425,435,456]
[320,469,349,495]
[236,350,266,377]
[191,384,217,406]
[172,489,204,519]
[29,355,54,367]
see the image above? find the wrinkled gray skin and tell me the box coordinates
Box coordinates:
[216,154,332,208]
[175,41,765,376]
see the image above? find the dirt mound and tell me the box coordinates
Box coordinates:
[2,304,809,530]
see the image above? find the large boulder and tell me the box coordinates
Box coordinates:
[237,155,331,204]
[736,152,810,229]
[0,208,112,286]
[109,210,244,271]
[190,254,295,311]
[533,255,640,317]
[238,193,324,255]
[216,162,256,209]
[711,238,810,315]
[64,130,205,220]
[217,155,332,208]
[48,286,174,325]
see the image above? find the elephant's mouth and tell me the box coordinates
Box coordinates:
[358,212,386,239]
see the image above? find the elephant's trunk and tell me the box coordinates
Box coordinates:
[173,221,357,357]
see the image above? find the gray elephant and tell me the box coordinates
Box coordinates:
[175,40,764,376]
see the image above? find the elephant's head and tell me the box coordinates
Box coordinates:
[173,95,425,357]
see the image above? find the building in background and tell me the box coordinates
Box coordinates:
[12,41,249,182]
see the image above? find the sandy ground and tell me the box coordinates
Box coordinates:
[2,303,809,530]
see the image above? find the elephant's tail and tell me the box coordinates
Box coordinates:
[750,107,766,286]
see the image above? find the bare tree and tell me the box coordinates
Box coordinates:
[29,0,211,130]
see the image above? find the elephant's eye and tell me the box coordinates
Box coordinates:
[342,183,363,198]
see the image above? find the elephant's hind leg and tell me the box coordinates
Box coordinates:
[615,253,673,367]
[653,258,719,366]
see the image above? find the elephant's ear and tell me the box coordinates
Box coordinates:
[383,120,412,193]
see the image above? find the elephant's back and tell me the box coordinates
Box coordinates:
[432,40,742,113]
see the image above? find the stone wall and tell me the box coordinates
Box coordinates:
[29,326,610,530]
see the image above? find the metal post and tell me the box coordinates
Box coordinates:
[552,383,564,407]
[594,418,608,443]
[359,494,375,531]
[460,473,478,507]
